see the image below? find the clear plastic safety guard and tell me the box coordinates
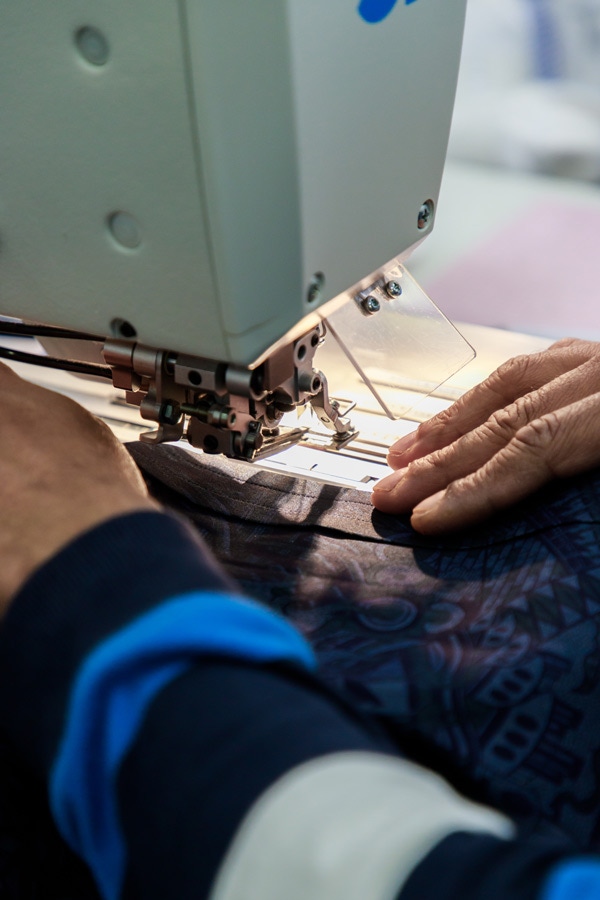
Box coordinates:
[318,264,475,420]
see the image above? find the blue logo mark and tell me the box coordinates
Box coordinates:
[358,0,417,24]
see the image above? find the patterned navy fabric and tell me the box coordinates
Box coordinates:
[128,443,600,851]
[2,442,600,898]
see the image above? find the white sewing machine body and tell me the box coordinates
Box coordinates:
[1,0,472,461]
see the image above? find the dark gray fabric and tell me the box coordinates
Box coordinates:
[2,438,600,899]
[129,442,600,850]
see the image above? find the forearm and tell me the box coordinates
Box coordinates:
[0,510,319,895]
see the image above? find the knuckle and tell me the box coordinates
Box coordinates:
[549,336,579,350]
[485,409,514,439]
[512,393,539,424]
[443,461,505,518]
[443,467,493,510]
[550,336,595,356]
[403,409,456,455]
[418,404,456,436]
[493,353,533,383]
[484,353,538,401]
[420,395,476,444]
[484,396,533,438]
[552,336,599,367]
[511,413,562,478]
[442,474,471,502]
[516,411,561,450]
[412,420,431,443]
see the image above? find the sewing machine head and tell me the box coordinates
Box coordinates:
[0,0,472,461]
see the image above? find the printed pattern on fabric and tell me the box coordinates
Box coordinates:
[2,441,600,899]
[129,443,600,851]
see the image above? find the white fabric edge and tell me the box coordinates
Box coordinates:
[209,750,515,900]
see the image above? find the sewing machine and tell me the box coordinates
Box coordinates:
[0,0,481,471]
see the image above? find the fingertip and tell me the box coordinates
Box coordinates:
[388,431,417,459]
[411,491,446,531]
[372,467,408,494]
[370,468,412,514]
[370,489,401,514]
[387,450,407,470]
[410,487,494,535]
[370,486,393,512]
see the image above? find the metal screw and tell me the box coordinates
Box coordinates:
[418,201,434,230]
[307,272,325,304]
[243,431,263,458]
[385,280,402,298]
[361,296,381,314]
[159,401,180,425]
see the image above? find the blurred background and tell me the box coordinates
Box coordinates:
[411,0,600,341]
[450,0,600,180]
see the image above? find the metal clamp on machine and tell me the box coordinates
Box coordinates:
[103,326,354,460]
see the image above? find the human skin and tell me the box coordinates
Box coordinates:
[0,362,156,614]
[371,337,600,534]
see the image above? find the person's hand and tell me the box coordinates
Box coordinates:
[371,338,600,534]
[0,363,157,613]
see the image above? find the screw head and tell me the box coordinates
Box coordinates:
[307,272,325,304]
[418,201,434,230]
[385,280,402,298]
[361,296,381,314]
[159,401,180,425]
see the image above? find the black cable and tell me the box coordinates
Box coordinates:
[0,321,105,341]
[0,345,113,379]
[0,320,112,379]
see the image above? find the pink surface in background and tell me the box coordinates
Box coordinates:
[424,200,600,338]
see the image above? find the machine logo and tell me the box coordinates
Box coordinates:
[358,0,417,23]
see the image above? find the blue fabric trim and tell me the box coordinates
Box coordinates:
[49,591,316,900]
[542,860,600,900]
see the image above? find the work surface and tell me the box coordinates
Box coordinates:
[4,319,550,490]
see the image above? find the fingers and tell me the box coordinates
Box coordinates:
[387,339,600,469]
[397,393,600,534]
[373,359,600,515]
[373,339,600,533]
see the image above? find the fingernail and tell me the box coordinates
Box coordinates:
[412,489,444,516]
[388,450,407,467]
[389,433,417,457]
[372,467,408,493]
